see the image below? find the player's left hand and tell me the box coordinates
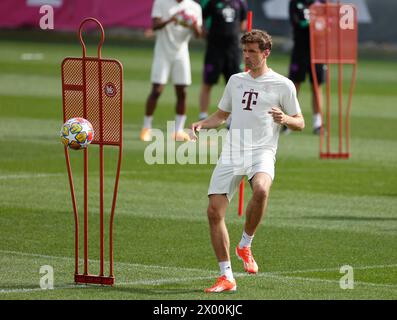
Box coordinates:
[268,106,288,125]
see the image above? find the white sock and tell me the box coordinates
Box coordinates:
[199,112,208,120]
[239,231,254,249]
[175,114,187,133]
[219,261,234,281]
[313,113,322,129]
[143,116,153,129]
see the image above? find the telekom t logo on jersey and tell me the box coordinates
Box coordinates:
[242,89,258,111]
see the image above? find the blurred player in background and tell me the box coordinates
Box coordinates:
[191,30,304,292]
[286,0,325,135]
[198,0,247,122]
[140,0,202,142]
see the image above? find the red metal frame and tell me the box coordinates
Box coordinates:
[61,17,123,285]
[238,10,253,217]
[310,1,358,159]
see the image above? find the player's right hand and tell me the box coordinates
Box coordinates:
[190,122,202,141]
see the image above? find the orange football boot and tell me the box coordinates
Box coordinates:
[204,275,237,293]
[236,246,258,274]
[140,128,152,141]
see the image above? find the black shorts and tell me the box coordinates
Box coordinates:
[203,43,242,85]
[288,44,325,85]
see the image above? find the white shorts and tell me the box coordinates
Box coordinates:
[207,150,275,202]
[151,51,191,85]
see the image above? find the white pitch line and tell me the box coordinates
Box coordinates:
[1,249,397,294]
[0,277,216,294]
[256,273,397,290]
[2,272,396,295]
[4,249,396,277]
[117,276,217,287]
[268,264,397,275]
[0,284,87,294]
[118,273,397,289]
[0,249,216,274]
[0,169,211,181]
[0,173,63,180]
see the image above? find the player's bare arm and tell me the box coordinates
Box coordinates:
[269,106,305,131]
[191,20,203,38]
[152,16,177,30]
[190,109,230,139]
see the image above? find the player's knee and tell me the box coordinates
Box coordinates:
[207,204,223,223]
[252,186,269,202]
[150,90,162,100]
[175,88,186,101]
[150,86,163,100]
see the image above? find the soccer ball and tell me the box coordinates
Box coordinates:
[60,117,94,150]
[175,10,197,27]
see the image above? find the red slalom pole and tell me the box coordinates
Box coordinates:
[238,10,253,217]
[238,180,245,216]
[246,10,252,31]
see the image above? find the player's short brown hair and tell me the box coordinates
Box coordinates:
[240,29,272,51]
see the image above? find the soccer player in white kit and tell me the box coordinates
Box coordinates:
[191,30,305,292]
[140,0,202,142]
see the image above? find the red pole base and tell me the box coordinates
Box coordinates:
[320,152,350,159]
[75,274,115,286]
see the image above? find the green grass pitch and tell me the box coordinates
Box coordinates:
[0,37,396,300]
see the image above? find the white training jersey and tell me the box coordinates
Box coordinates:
[151,0,202,58]
[218,70,301,156]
